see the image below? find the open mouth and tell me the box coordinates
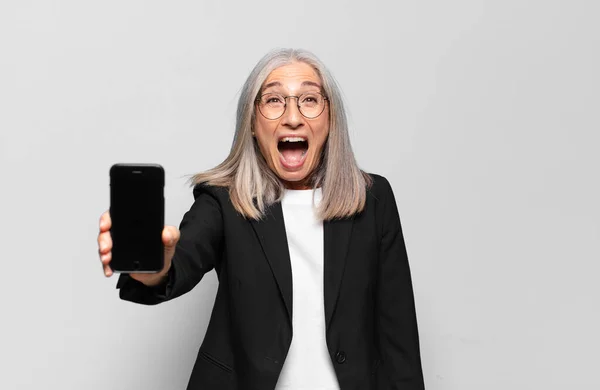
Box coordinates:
[277,136,309,167]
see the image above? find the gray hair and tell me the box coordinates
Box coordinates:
[186,48,372,220]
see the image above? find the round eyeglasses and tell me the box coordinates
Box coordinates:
[256,92,328,120]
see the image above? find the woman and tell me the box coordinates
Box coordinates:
[97,48,425,390]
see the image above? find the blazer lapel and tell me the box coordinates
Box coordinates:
[249,203,293,326]
[323,216,354,331]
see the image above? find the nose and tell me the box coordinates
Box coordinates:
[281,97,304,129]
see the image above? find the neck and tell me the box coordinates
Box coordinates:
[282,179,312,190]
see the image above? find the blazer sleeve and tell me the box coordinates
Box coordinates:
[115,184,223,305]
[376,176,425,389]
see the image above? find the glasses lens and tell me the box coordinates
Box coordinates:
[259,93,285,119]
[299,92,325,118]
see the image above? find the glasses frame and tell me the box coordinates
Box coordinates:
[255,91,329,120]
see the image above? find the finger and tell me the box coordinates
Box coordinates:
[99,210,112,232]
[103,263,113,277]
[98,231,112,254]
[99,250,111,265]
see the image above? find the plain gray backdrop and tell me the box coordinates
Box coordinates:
[1,0,598,389]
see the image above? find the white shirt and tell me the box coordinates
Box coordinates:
[275,188,340,390]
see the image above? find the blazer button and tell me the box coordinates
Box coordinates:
[335,351,346,364]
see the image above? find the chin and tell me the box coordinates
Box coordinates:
[275,165,314,189]
[278,170,309,182]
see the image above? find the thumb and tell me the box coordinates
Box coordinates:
[162,226,180,247]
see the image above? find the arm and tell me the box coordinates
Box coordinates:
[376,177,425,389]
[116,185,223,305]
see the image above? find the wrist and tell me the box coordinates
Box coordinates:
[144,269,169,287]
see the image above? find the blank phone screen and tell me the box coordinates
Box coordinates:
[110,169,164,272]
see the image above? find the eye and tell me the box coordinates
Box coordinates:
[300,93,321,105]
[262,94,284,105]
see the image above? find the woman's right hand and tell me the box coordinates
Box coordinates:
[98,210,180,287]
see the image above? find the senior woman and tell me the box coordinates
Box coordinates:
[97,48,425,390]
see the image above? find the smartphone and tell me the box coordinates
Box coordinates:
[109,163,164,273]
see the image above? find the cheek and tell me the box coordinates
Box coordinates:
[254,118,280,157]
[254,132,277,163]
[313,122,330,152]
[256,137,272,159]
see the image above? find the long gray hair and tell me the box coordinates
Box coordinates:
[186,48,372,220]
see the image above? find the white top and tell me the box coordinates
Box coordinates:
[275,188,340,390]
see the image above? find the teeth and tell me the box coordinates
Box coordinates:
[281,137,306,143]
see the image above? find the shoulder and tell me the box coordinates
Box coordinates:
[364,173,401,233]
[365,172,395,203]
[189,183,234,216]
[192,182,230,202]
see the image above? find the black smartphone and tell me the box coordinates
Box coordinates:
[109,163,164,273]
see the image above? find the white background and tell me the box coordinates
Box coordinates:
[1,0,598,389]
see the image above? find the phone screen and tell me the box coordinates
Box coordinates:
[109,164,164,273]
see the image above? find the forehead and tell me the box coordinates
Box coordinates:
[262,62,322,91]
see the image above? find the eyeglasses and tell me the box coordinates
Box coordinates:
[256,92,328,120]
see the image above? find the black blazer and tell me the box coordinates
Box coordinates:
[117,174,425,390]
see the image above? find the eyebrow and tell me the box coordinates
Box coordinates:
[262,81,323,92]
